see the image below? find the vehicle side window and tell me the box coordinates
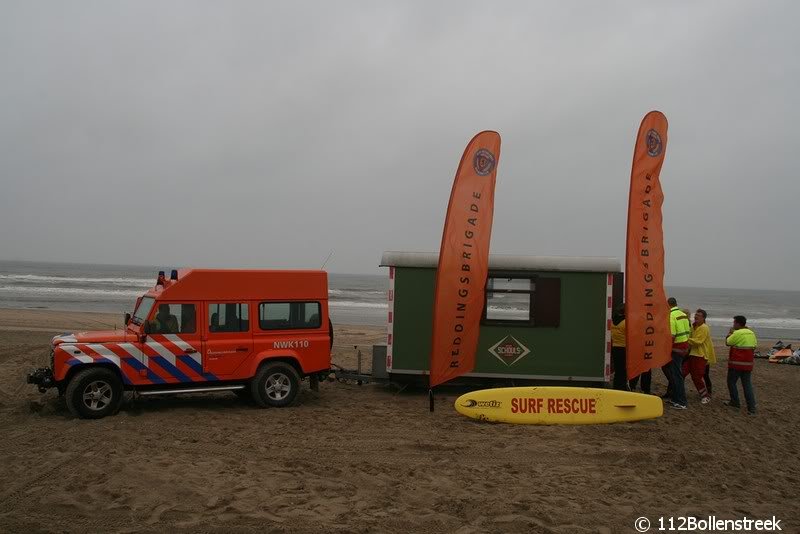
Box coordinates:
[208,303,249,333]
[149,303,196,334]
[259,302,321,330]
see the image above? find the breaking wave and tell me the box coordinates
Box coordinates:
[0,274,152,287]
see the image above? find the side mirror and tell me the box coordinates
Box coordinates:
[124,313,131,326]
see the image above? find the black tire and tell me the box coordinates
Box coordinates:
[65,367,123,419]
[250,361,300,408]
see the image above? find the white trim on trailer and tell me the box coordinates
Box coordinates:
[387,368,605,382]
[386,266,395,372]
[380,251,620,273]
[605,273,613,383]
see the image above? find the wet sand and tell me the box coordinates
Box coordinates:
[0,309,798,533]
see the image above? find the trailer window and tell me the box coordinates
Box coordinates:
[259,302,321,330]
[482,276,561,327]
[484,278,532,323]
[208,303,249,333]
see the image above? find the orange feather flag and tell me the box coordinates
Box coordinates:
[625,111,672,379]
[429,131,501,388]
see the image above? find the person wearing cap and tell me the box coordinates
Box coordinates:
[725,315,757,414]
[685,309,714,404]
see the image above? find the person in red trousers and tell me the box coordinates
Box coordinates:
[683,309,712,404]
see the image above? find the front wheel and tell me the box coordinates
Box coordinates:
[65,367,123,419]
[250,362,300,408]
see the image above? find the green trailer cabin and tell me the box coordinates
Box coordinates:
[381,251,623,386]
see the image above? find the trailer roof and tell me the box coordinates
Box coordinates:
[380,251,620,273]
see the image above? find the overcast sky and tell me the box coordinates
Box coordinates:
[1,1,797,290]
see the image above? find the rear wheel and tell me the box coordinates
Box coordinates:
[250,362,300,408]
[65,368,123,419]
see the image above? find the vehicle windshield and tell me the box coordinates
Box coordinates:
[131,296,155,326]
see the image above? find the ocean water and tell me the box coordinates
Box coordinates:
[664,286,800,340]
[0,261,798,341]
[0,261,388,327]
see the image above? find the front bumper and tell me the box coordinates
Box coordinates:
[27,367,56,392]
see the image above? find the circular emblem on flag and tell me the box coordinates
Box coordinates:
[645,129,662,157]
[473,148,496,176]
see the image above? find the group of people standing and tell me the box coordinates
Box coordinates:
[611,298,758,414]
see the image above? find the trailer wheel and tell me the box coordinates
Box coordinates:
[251,362,300,408]
[65,367,123,419]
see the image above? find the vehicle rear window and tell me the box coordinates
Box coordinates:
[259,302,321,330]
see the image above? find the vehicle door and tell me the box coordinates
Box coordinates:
[143,301,203,383]
[203,301,254,377]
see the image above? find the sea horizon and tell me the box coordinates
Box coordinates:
[0,257,797,293]
[1,259,798,340]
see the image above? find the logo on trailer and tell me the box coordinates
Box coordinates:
[473,148,496,176]
[645,129,662,157]
[488,335,531,366]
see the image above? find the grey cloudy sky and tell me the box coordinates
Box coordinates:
[1,1,797,290]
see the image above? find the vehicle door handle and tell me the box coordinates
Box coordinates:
[186,348,197,354]
[235,347,248,352]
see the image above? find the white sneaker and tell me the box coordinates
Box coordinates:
[701,397,711,404]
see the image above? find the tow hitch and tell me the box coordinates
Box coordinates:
[27,368,56,393]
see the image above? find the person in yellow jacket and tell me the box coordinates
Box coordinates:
[685,309,715,403]
[664,298,691,409]
[610,305,628,391]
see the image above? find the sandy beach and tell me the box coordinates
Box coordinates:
[0,308,798,533]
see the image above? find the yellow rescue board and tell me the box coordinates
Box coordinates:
[454,386,663,425]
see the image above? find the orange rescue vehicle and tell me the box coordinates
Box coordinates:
[27,269,332,419]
